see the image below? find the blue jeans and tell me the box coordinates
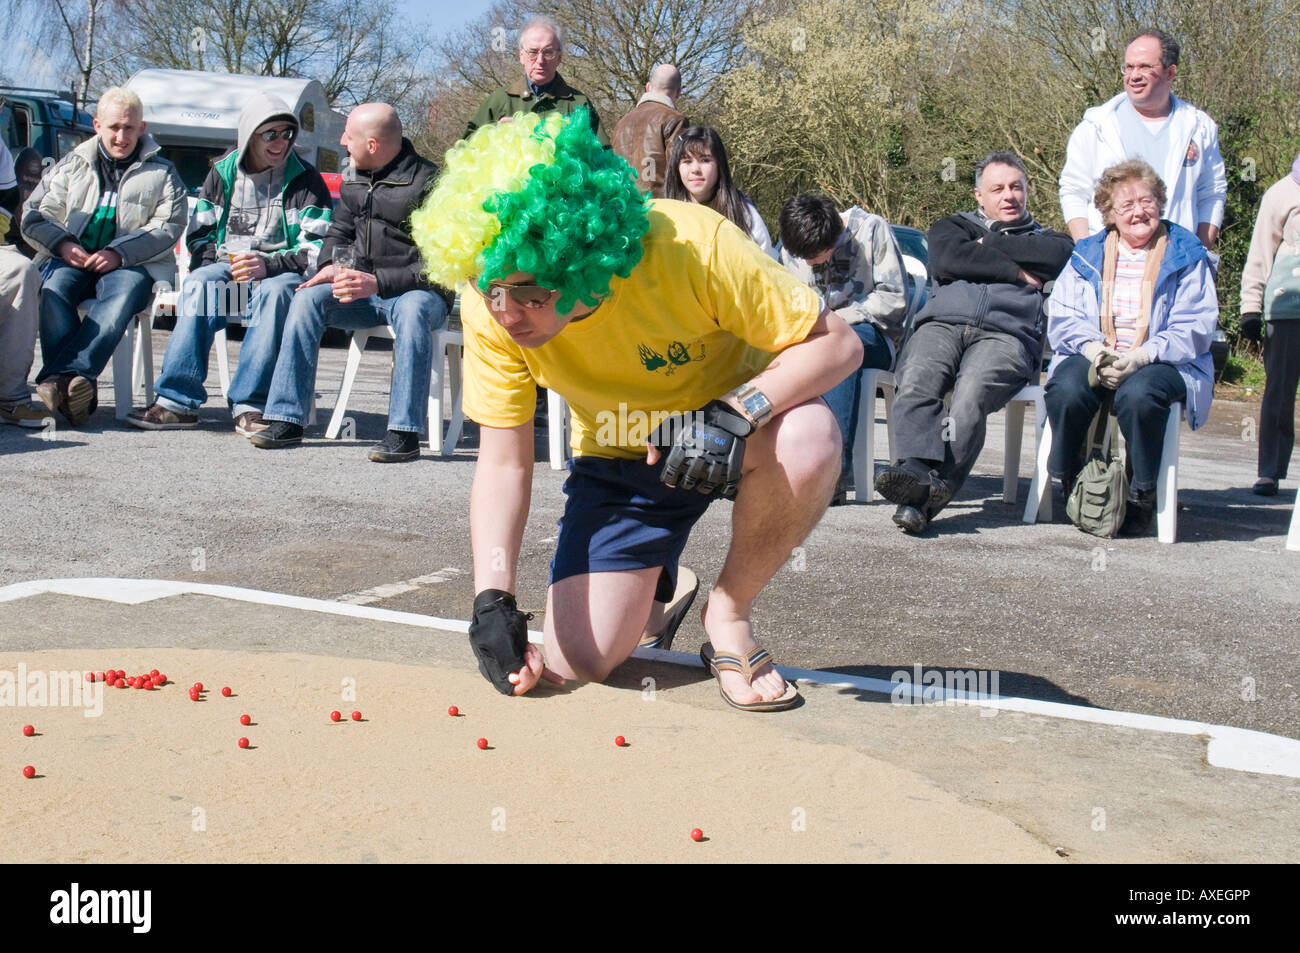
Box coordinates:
[821,321,894,480]
[1045,353,1186,491]
[154,262,304,415]
[263,284,448,434]
[36,261,155,382]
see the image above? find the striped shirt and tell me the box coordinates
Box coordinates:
[1109,245,1148,353]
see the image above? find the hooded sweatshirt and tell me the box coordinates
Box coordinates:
[187,91,332,277]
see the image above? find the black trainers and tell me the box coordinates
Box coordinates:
[829,474,852,506]
[249,420,304,449]
[1119,487,1156,537]
[368,429,420,462]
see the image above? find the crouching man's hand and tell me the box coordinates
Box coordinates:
[649,399,753,498]
[469,589,562,696]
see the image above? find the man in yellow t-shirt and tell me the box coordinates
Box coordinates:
[415,111,862,712]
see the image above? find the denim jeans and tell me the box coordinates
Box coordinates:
[822,321,894,480]
[263,283,448,434]
[154,262,304,415]
[891,320,1035,499]
[1045,353,1187,491]
[36,261,155,382]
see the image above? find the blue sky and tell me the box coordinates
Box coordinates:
[1,0,499,89]
[405,0,496,33]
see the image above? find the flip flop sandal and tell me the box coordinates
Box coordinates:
[638,567,699,649]
[699,642,799,712]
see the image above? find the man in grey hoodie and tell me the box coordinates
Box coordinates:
[127,92,332,433]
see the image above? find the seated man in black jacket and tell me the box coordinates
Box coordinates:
[875,151,1073,533]
[251,102,453,461]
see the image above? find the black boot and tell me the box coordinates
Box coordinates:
[893,504,929,534]
[1119,487,1156,537]
[875,458,938,507]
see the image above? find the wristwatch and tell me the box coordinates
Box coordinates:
[728,382,774,428]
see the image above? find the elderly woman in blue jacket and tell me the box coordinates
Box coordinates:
[1044,159,1218,536]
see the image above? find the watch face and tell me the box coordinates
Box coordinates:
[742,391,772,421]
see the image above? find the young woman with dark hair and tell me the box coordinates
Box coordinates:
[664,126,775,258]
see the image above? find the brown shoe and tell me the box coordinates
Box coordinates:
[63,376,96,427]
[126,403,198,430]
[35,376,67,415]
[235,411,268,437]
[0,400,53,429]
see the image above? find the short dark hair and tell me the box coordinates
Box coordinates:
[779,194,842,259]
[974,151,1026,190]
[1128,28,1179,68]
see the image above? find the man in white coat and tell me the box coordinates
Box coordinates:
[1059,28,1226,251]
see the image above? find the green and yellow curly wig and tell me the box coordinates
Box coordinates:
[412,108,650,315]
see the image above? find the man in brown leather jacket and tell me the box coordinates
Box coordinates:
[611,65,686,198]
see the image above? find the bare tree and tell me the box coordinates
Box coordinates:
[0,0,129,108]
[92,0,432,113]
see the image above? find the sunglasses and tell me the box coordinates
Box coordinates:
[257,127,297,143]
[479,280,562,310]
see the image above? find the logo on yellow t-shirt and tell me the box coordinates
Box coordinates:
[638,339,706,375]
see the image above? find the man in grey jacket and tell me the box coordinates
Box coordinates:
[22,87,187,427]
[874,152,1073,534]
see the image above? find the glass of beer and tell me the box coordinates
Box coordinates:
[227,235,254,283]
[332,244,356,302]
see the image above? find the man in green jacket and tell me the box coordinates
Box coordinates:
[465,16,609,147]
[126,91,332,435]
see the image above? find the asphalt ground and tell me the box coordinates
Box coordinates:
[1,328,1297,741]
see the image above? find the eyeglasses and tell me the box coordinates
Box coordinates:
[1120,63,1164,76]
[1114,196,1160,215]
[480,280,562,310]
[257,127,297,143]
[521,47,559,62]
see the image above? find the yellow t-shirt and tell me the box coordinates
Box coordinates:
[460,200,823,459]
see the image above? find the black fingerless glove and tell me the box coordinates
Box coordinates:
[1240,312,1264,344]
[469,589,533,696]
[651,398,753,499]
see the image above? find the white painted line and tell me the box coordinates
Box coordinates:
[3,577,1299,778]
[0,577,471,633]
[337,567,467,606]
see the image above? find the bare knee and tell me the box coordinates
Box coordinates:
[763,400,840,481]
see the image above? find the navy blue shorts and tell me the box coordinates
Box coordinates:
[550,455,716,601]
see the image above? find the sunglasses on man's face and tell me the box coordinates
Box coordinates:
[257,127,297,143]
[480,280,562,310]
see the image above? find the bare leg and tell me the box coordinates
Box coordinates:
[543,567,661,682]
[705,398,839,704]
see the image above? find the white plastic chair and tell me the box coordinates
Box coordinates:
[324,325,464,455]
[1024,400,1184,544]
[548,389,570,470]
[852,379,1044,504]
[77,299,154,419]
[1287,494,1300,552]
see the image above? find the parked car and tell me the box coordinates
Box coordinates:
[0,87,94,165]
